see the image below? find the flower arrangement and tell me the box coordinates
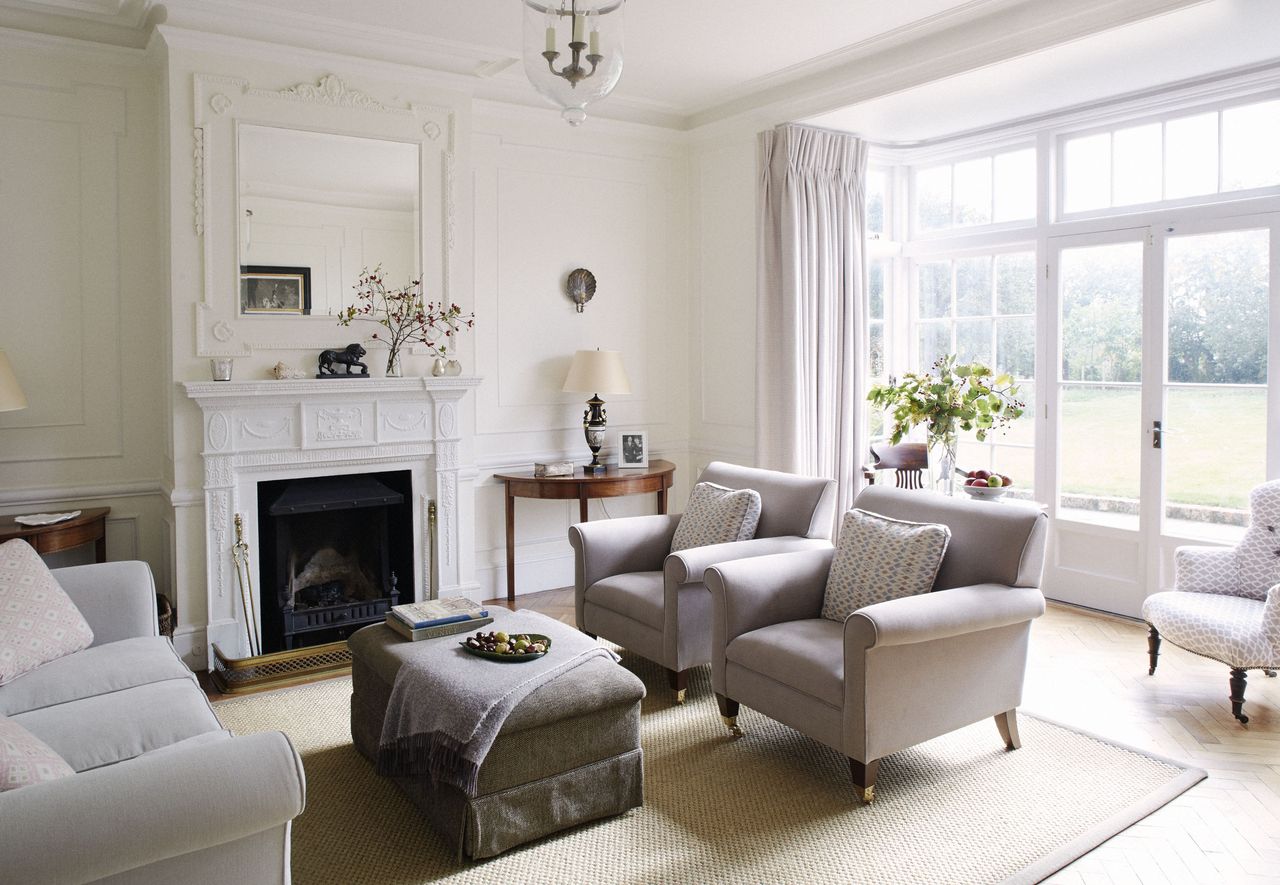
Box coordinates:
[336,267,475,375]
[867,354,1025,493]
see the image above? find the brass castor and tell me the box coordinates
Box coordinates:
[721,715,743,738]
[675,688,687,705]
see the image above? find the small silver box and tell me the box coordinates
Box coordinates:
[533,461,575,477]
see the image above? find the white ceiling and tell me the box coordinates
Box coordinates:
[1,0,1272,134]
[804,0,1280,143]
[236,0,978,115]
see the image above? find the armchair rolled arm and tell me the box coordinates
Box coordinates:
[0,731,305,885]
[665,536,833,586]
[51,561,158,645]
[1174,545,1239,596]
[706,548,834,648]
[845,584,1046,652]
[569,513,680,591]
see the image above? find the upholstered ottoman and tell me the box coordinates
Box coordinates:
[348,621,645,858]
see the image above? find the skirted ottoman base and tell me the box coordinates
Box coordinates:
[349,623,645,859]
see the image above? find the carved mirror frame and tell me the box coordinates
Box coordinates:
[192,73,457,356]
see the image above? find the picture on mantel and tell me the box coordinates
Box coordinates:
[241,265,312,315]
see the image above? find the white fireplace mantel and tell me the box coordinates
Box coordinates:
[182,376,481,662]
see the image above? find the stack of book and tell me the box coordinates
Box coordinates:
[386,597,492,642]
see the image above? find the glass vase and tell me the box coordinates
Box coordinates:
[385,351,402,377]
[931,421,959,495]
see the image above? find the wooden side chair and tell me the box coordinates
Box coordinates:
[862,443,929,489]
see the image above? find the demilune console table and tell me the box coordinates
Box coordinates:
[0,507,110,563]
[494,460,676,604]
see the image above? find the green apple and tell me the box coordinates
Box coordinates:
[987,475,1003,488]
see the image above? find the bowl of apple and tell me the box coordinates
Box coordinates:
[962,470,1012,500]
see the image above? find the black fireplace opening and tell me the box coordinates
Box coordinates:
[256,470,414,653]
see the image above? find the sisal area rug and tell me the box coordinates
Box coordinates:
[214,652,1204,885]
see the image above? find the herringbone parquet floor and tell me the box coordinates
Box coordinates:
[493,589,1280,884]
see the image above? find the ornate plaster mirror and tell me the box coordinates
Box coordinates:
[237,126,421,319]
[192,74,456,356]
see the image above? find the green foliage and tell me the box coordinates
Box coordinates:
[867,354,1025,449]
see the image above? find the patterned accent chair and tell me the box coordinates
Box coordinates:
[705,486,1048,801]
[569,462,837,702]
[1143,479,1280,724]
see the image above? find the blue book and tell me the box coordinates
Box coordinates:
[390,598,489,629]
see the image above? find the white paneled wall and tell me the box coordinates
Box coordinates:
[688,135,759,471]
[0,35,170,599]
[469,112,693,598]
[0,28,746,671]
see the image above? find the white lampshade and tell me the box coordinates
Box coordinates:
[0,352,28,413]
[562,349,631,395]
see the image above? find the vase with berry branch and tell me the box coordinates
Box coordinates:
[337,266,475,376]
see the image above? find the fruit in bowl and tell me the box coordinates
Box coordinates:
[962,470,1012,499]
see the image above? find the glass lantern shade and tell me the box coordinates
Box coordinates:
[522,0,625,126]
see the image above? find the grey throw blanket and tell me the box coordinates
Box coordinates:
[376,610,618,796]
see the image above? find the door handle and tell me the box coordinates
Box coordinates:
[1152,420,1168,449]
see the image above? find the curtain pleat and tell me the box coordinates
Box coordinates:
[756,124,868,520]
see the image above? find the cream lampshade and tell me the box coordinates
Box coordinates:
[0,352,28,413]
[562,349,631,475]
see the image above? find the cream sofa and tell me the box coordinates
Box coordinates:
[0,560,306,885]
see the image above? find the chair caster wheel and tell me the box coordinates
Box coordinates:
[721,715,742,738]
[1235,713,1249,724]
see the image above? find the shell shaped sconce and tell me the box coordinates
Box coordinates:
[566,268,596,313]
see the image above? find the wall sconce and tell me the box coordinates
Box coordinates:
[566,268,596,312]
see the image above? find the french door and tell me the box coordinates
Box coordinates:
[1042,214,1279,616]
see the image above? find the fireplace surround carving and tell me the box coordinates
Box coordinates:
[183,376,480,664]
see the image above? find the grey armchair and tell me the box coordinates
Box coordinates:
[705,486,1048,801]
[569,461,837,701]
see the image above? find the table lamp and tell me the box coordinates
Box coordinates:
[562,349,631,475]
[0,351,28,414]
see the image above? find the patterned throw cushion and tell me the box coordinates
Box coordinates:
[670,482,763,553]
[0,539,94,686]
[821,509,951,622]
[0,714,74,791]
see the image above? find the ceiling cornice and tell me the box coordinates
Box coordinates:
[0,0,1213,134]
[686,0,1212,132]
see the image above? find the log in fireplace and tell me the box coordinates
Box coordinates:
[256,471,414,653]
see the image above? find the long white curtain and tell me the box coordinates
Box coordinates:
[756,124,868,518]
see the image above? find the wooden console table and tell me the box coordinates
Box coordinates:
[0,507,110,563]
[495,460,676,604]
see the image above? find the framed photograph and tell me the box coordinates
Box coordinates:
[618,431,649,469]
[240,266,311,315]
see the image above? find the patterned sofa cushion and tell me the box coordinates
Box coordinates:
[0,714,73,791]
[0,540,94,686]
[670,482,762,553]
[821,508,951,622]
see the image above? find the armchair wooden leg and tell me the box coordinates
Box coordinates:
[849,758,879,804]
[666,668,689,704]
[1146,625,1161,675]
[715,693,742,737]
[994,709,1021,750]
[1230,668,1249,724]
